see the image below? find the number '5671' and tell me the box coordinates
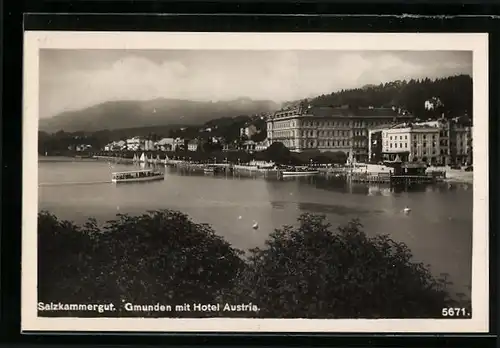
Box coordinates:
[441,308,469,317]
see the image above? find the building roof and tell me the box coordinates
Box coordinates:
[411,125,440,131]
[403,162,428,169]
[272,106,412,119]
[156,138,174,145]
[369,123,400,131]
[307,106,409,118]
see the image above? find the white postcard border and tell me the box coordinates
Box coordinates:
[22,31,489,333]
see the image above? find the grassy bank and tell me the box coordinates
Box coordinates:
[38,210,471,318]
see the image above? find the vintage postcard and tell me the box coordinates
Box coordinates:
[22,31,489,333]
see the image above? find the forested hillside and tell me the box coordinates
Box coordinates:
[307,74,472,119]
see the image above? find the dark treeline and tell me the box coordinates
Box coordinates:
[311,75,472,119]
[38,210,471,318]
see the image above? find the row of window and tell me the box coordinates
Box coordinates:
[271,130,360,138]
[273,119,390,129]
[274,122,294,129]
[303,130,352,137]
[387,142,408,149]
[382,142,470,153]
[385,132,471,143]
[301,120,388,128]
[385,134,438,141]
[299,140,353,148]
[274,110,299,118]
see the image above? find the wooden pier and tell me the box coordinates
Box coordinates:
[347,172,442,184]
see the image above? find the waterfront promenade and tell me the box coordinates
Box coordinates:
[90,154,470,184]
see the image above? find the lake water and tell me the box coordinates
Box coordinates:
[38,157,473,296]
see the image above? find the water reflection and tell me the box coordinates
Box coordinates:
[291,175,473,196]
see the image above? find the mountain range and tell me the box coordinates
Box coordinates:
[39,97,280,133]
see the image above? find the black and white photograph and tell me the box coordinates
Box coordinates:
[22,32,489,333]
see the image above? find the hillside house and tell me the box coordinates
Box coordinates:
[76,144,92,152]
[155,138,175,151]
[104,140,126,151]
[187,139,200,151]
[126,137,144,151]
[240,124,258,138]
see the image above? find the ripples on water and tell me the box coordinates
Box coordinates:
[37,159,473,296]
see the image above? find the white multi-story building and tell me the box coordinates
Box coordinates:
[126,137,144,151]
[155,138,175,151]
[240,124,258,138]
[104,140,126,151]
[144,139,155,151]
[372,117,472,165]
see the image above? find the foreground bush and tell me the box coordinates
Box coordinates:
[38,210,245,317]
[230,214,467,318]
[38,210,470,318]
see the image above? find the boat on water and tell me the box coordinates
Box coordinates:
[111,169,165,183]
[204,166,216,174]
[281,167,320,176]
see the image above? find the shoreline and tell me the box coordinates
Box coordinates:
[38,155,475,185]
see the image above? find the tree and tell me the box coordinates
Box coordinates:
[38,210,470,319]
[38,210,245,317]
[310,74,472,121]
[250,130,267,143]
[264,142,292,164]
[230,214,467,318]
[324,151,348,164]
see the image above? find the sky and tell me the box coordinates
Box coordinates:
[39,50,472,119]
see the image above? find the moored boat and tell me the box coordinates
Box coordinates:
[204,166,216,174]
[111,169,165,183]
[281,168,320,176]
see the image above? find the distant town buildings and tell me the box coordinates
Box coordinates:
[104,140,126,151]
[155,138,174,151]
[266,104,413,162]
[98,105,472,167]
[240,140,257,153]
[71,144,93,152]
[126,137,142,151]
[254,139,269,152]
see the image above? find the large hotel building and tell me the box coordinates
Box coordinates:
[266,105,413,162]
